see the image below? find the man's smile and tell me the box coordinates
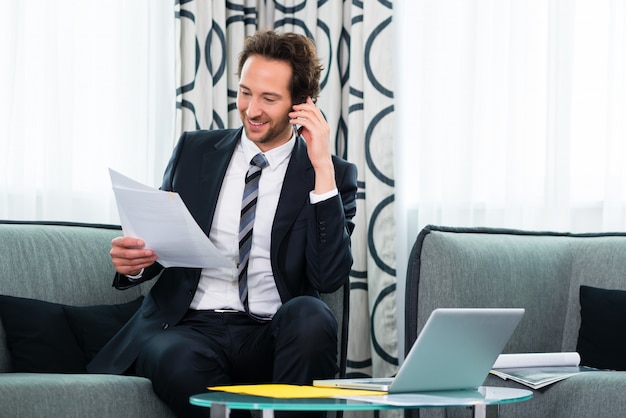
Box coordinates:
[247,119,268,129]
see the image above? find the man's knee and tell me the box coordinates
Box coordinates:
[273,296,337,346]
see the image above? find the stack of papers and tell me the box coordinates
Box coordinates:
[490,352,598,389]
[109,169,231,269]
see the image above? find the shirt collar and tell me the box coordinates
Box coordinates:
[240,128,296,169]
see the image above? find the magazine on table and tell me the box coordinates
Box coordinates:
[490,352,599,389]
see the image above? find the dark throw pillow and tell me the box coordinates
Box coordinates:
[63,296,143,363]
[0,295,143,373]
[0,295,86,373]
[576,285,626,371]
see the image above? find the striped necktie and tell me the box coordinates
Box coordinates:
[238,152,268,318]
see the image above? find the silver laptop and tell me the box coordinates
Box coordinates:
[313,308,524,392]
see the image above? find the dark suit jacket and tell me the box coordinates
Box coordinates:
[88,128,358,374]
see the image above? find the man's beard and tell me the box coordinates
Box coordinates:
[243,114,293,145]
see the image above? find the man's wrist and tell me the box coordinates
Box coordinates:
[310,188,338,204]
[312,160,336,194]
[126,268,144,281]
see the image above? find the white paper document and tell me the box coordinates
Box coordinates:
[492,352,580,369]
[109,168,232,269]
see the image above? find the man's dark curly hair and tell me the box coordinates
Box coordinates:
[237,29,323,104]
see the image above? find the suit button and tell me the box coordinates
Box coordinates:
[161,323,169,330]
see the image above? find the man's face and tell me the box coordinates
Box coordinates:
[237,55,295,152]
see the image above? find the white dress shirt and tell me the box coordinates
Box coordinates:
[189,129,338,317]
[190,129,293,316]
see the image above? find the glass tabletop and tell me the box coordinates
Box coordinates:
[190,386,533,411]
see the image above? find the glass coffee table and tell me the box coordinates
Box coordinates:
[190,386,532,418]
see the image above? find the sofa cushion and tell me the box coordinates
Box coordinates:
[0,373,176,417]
[0,295,142,372]
[577,285,626,371]
[63,297,143,363]
[0,295,86,373]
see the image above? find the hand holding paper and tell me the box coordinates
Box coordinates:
[109,169,231,269]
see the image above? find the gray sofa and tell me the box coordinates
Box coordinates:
[0,221,176,418]
[0,221,349,417]
[405,225,626,418]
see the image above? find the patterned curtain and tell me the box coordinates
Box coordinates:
[175,0,397,404]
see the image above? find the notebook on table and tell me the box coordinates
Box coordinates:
[313,307,525,393]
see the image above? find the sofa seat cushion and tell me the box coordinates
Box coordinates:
[476,371,626,418]
[0,373,175,418]
[0,295,142,373]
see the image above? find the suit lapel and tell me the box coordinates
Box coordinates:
[194,131,312,245]
[197,129,242,234]
[272,137,313,246]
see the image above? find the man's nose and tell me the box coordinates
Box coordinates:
[246,97,262,118]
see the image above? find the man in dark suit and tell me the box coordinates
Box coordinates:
[88,30,357,417]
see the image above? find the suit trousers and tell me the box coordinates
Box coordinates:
[134,296,338,418]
